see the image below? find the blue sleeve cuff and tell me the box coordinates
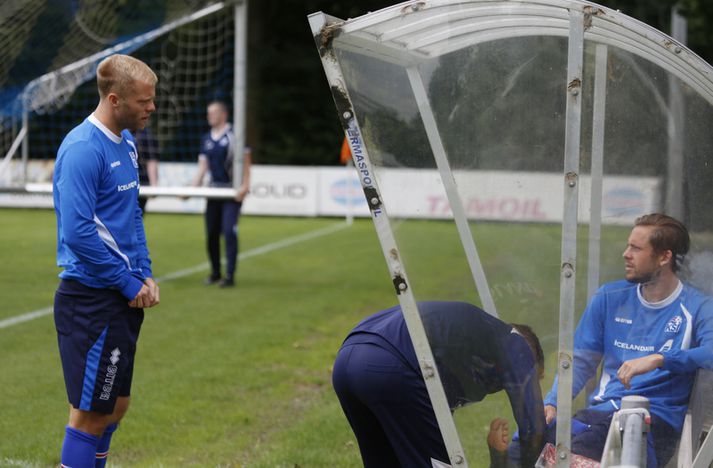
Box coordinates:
[543,376,558,407]
[136,258,152,279]
[119,275,145,300]
[662,349,693,373]
[662,348,713,373]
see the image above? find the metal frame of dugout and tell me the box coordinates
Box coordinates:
[308,1,713,467]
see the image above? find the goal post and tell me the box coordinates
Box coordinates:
[0,0,248,196]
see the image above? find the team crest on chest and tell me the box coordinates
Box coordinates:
[128,150,139,169]
[665,315,683,333]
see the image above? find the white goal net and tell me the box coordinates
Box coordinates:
[0,0,242,187]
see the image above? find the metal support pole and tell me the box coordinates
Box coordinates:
[603,396,649,467]
[620,413,645,466]
[665,4,687,219]
[233,0,248,191]
[587,44,608,300]
[21,109,29,184]
[345,160,354,226]
[692,430,713,468]
[0,126,27,180]
[308,12,468,467]
[4,184,241,199]
[406,66,497,317]
[555,8,585,467]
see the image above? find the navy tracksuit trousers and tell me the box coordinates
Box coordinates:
[205,199,242,279]
[332,334,450,467]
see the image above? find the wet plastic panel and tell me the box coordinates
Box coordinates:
[311,1,713,466]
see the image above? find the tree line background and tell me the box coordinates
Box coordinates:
[250,0,713,165]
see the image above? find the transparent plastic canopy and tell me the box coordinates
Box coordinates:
[309,1,713,466]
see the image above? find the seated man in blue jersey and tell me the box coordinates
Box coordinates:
[332,301,546,468]
[543,213,713,467]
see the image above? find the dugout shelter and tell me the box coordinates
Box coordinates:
[309,1,713,466]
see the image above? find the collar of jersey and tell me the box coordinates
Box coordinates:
[637,280,683,309]
[210,123,232,141]
[88,114,123,144]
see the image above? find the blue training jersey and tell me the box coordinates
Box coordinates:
[346,301,545,467]
[53,114,152,300]
[544,280,713,431]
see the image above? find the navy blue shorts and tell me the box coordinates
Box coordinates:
[54,279,144,414]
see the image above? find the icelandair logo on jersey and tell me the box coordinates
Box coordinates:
[117,180,138,192]
[100,348,121,401]
[665,316,683,333]
[614,339,655,352]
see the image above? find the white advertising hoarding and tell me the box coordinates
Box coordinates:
[317,165,370,217]
[0,161,659,224]
[141,165,320,216]
[374,170,661,224]
[243,166,319,216]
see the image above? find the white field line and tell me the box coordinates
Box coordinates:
[0,458,42,467]
[0,222,349,330]
[0,307,54,329]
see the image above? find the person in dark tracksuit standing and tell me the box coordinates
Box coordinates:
[332,301,546,468]
[190,100,252,288]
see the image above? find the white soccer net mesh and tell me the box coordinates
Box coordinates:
[0,0,236,185]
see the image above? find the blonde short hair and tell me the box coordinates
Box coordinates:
[97,54,157,98]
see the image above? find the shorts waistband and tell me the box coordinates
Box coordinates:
[57,279,122,300]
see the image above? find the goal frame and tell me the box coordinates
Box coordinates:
[0,0,248,198]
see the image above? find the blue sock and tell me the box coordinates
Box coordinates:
[95,423,118,468]
[61,426,99,468]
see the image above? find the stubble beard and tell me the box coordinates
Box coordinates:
[627,266,662,286]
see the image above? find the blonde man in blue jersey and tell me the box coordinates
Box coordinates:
[543,213,713,467]
[53,54,159,468]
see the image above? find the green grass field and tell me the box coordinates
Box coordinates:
[0,208,629,467]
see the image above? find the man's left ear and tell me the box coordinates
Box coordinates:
[108,93,120,107]
[660,250,673,267]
